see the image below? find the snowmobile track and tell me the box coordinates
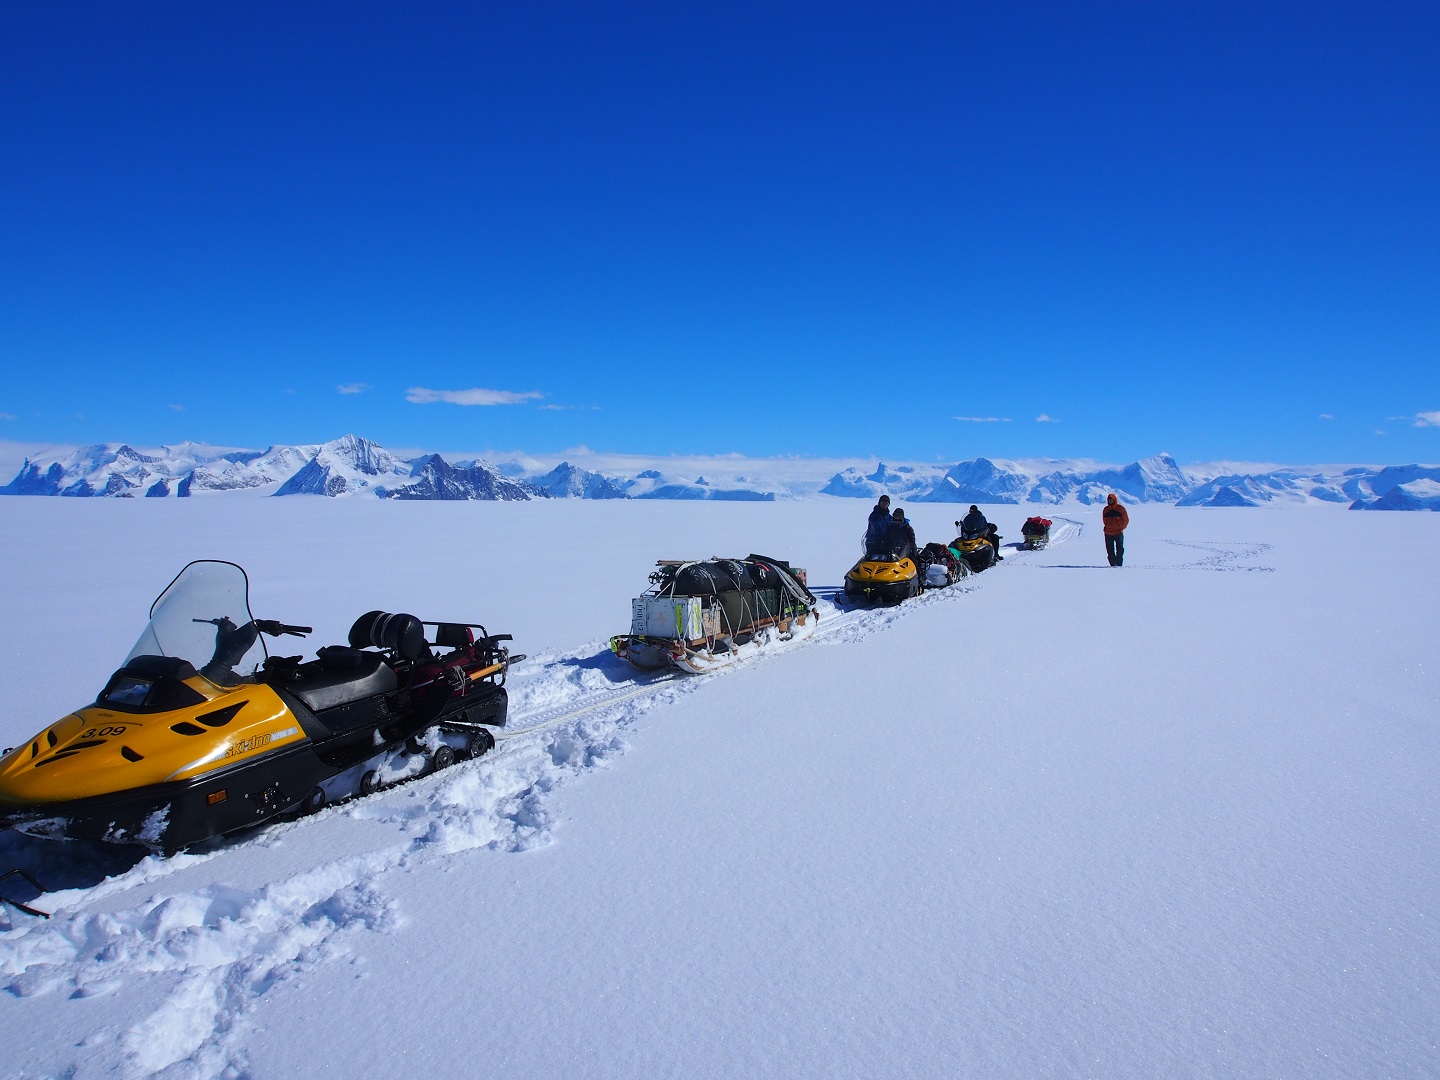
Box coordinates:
[497,516,1082,734]
[497,673,684,741]
[0,519,1081,1078]
[1157,539,1275,572]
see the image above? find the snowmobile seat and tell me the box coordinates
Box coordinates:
[316,645,368,670]
[285,650,399,713]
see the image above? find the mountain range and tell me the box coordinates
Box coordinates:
[2,437,1437,509]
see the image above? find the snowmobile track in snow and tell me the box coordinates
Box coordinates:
[1157,539,1276,572]
[0,518,1082,1079]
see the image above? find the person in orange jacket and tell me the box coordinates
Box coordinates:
[1103,493,1129,566]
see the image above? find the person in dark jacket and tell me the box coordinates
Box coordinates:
[1103,493,1129,566]
[959,504,988,537]
[864,495,892,553]
[884,508,918,559]
[957,505,1002,561]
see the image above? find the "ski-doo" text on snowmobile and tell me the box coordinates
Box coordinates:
[0,561,521,854]
[610,555,816,673]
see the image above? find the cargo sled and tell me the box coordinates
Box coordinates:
[0,560,520,854]
[611,556,817,673]
[1021,517,1053,550]
[919,542,969,588]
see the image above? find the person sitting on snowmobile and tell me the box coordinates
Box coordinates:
[865,495,892,552]
[959,504,989,538]
[883,508,919,560]
[954,506,1003,561]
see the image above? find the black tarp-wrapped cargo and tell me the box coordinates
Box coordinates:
[672,560,754,596]
[659,556,813,638]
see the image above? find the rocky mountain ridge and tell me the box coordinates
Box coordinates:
[3,438,1436,508]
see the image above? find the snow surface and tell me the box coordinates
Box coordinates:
[0,498,1437,1078]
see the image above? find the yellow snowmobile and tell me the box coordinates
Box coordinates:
[951,520,999,572]
[0,561,519,854]
[843,550,922,604]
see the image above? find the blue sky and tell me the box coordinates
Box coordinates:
[2,1,1437,465]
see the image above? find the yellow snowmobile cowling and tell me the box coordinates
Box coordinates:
[952,534,997,571]
[843,554,921,604]
[0,678,304,806]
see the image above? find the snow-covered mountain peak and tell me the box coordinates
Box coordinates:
[534,462,629,499]
[274,436,413,497]
[378,454,539,501]
[3,438,1436,509]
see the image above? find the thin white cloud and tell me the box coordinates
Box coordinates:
[0,412,14,421]
[1375,429,1388,436]
[338,383,370,396]
[953,416,1012,423]
[1318,413,1334,420]
[1035,413,1059,423]
[168,403,185,412]
[406,387,545,407]
[539,403,602,412]
[1413,410,1440,428]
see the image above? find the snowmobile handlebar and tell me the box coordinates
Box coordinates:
[254,620,312,638]
[192,617,310,638]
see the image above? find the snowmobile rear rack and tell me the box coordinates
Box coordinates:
[0,868,49,918]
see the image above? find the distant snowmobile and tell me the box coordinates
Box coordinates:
[1021,517,1053,550]
[951,520,1000,572]
[611,556,816,673]
[0,560,520,854]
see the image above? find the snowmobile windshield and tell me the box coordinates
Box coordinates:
[125,560,267,679]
